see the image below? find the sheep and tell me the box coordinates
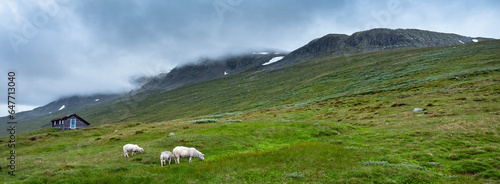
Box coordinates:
[160,151,173,166]
[123,144,144,157]
[173,146,205,163]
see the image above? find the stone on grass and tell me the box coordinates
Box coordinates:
[413,108,424,112]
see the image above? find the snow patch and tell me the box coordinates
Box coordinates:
[58,105,65,111]
[458,40,464,44]
[95,99,100,102]
[472,39,478,42]
[253,52,269,55]
[262,56,284,66]
[224,71,229,75]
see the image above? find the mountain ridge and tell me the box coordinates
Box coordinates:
[273,28,494,66]
[140,52,286,91]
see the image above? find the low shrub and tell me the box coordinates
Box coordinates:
[109,167,129,173]
[225,120,243,123]
[284,171,304,178]
[474,169,500,179]
[451,160,493,174]
[188,119,220,124]
[359,160,428,170]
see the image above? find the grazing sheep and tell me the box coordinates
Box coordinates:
[123,144,144,157]
[160,151,173,166]
[173,146,205,163]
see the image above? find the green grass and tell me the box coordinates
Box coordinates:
[1,41,499,183]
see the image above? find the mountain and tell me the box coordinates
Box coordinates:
[3,40,499,183]
[141,28,493,91]
[140,52,286,91]
[0,29,495,137]
[2,29,499,183]
[274,28,494,66]
[58,39,499,127]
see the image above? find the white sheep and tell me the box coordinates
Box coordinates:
[123,144,144,157]
[173,146,205,163]
[160,151,174,166]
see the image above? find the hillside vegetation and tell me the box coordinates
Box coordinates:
[1,40,499,183]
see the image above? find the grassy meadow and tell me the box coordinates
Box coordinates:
[1,40,499,183]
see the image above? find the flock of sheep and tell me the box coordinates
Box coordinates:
[122,144,205,166]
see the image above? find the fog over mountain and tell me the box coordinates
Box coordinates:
[1,0,500,116]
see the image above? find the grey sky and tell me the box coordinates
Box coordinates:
[1,0,499,116]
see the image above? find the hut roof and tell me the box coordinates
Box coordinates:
[51,113,90,125]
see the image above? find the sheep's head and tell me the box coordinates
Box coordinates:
[140,148,144,153]
[199,154,205,161]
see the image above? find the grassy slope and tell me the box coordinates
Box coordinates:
[1,41,499,183]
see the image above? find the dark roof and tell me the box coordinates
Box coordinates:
[51,114,70,121]
[51,113,90,125]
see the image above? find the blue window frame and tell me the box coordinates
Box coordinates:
[70,119,76,129]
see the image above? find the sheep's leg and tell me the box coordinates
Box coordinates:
[168,158,171,164]
[189,157,192,163]
[124,152,129,157]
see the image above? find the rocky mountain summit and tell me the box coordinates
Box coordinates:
[276,28,493,66]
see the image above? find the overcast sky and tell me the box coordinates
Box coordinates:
[1,0,499,116]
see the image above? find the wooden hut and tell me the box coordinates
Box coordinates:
[51,113,90,130]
